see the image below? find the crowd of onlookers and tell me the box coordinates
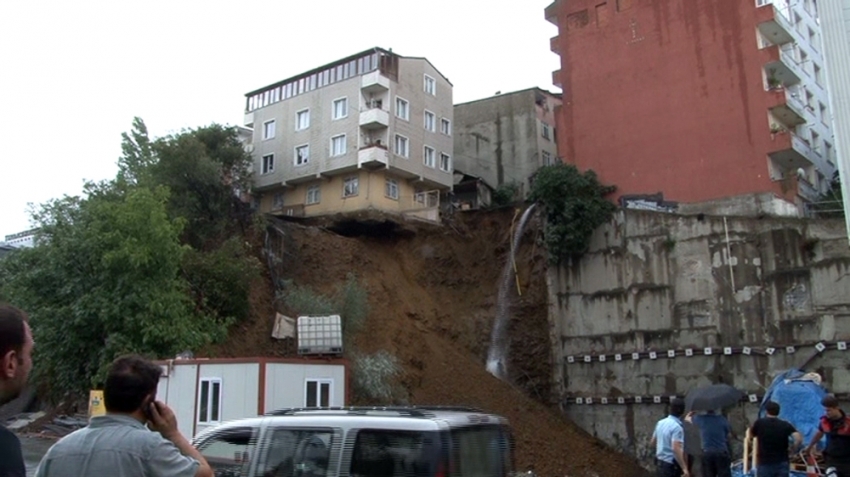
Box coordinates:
[651,396,850,477]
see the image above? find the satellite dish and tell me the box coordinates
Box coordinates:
[796,168,805,178]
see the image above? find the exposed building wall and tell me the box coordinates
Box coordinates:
[264,363,346,411]
[547,209,850,462]
[257,169,434,217]
[546,0,835,205]
[453,89,560,198]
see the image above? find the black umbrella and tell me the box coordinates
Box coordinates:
[685,384,744,411]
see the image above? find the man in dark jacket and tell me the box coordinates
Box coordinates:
[805,395,850,477]
[0,304,34,477]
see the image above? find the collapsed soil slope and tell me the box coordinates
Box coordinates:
[212,209,646,477]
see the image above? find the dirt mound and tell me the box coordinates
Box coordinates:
[209,208,646,477]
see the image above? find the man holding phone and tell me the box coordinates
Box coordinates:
[34,355,213,477]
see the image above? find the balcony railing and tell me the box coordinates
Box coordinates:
[756,4,794,45]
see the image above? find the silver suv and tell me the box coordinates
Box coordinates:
[191,406,515,477]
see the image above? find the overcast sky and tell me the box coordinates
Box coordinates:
[0,0,559,238]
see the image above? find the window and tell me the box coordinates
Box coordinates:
[197,427,257,475]
[198,378,222,423]
[819,103,827,122]
[263,119,275,140]
[424,111,436,132]
[800,50,809,74]
[260,429,334,477]
[394,135,409,158]
[296,109,310,131]
[812,131,821,154]
[815,64,824,85]
[295,145,310,166]
[825,141,834,164]
[262,154,274,174]
[424,74,436,96]
[343,177,359,198]
[542,123,551,140]
[385,178,399,200]
[439,153,451,172]
[350,430,437,477]
[395,97,409,120]
[542,151,553,166]
[441,118,452,136]
[332,97,348,120]
[273,193,284,210]
[305,379,333,407]
[331,134,346,157]
[451,425,513,477]
[424,146,436,168]
[306,185,321,205]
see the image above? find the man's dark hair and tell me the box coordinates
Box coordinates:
[765,401,781,416]
[0,304,28,362]
[670,398,686,417]
[823,395,840,409]
[103,355,162,413]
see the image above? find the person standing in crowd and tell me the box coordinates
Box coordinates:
[690,410,733,477]
[651,398,690,477]
[0,304,34,477]
[751,401,802,477]
[35,355,213,477]
[805,395,850,477]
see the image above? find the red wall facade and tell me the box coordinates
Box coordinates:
[550,0,791,203]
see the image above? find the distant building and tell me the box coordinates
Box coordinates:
[453,88,562,200]
[820,0,850,240]
[546,0,839,214]
[4,228,38,249]
[243,47,454,222]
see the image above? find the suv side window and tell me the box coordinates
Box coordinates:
[196,426,257,477]
[451,425,513,477]
[349,429,437,477]
[259,428,334,477]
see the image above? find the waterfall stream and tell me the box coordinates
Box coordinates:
[486,203,537,379]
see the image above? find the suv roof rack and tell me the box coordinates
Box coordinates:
[265,405,485,417]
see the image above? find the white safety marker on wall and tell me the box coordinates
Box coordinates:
[685,348,694,356]
[601,397,609,404]
[568,356,575,363]
[576,398,583,404]
[766,347,776,355]
[705,347,713,355]
[584,355,592,363]
[816,342,826,353]
[632,353,640,360]
[749,394,759,403]
[724,347,732,355]
[635,396,643,403]
[615,354,623,361]
[839,342,848,351]
[786,346,796,354]
[599,355,606,362]
[743,347,752,355]
[668,350,676,358]
[618,397,625,404]
[650,351,657,359]
[653,396,662,403]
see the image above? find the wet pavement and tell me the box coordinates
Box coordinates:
[20,436,54,477]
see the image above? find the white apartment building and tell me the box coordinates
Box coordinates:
[758,0,838,200]
[819,0,850,241]
[243,48,454,221]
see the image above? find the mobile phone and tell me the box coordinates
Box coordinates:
[142,399,155,422]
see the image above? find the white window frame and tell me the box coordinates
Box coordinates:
[439,152,451,172]
[304,378,334,407]
[306,185,321,205]
[441,118,452,136]
[542,151,552,166]
[395,97,410,121]
[295,109,310,131]
[424,110,436,132]
[294,144,310,166]
[330,134,347,157]
[424,146,436,169]
[332,97,348,120]
[197,378,222,424]
[343,176,359,198]
[263,119,276,140]
[542,123,551,140]
[385,177,399,200]
[424,74,436,96]
[394,134,409,158]
[262,154,274,175]
[272,193,284,210]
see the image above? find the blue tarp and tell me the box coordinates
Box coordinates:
[759,368,828,451]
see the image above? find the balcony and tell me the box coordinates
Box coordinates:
[358,145,389,169]
[550,35,560,55]
[552,69,563,88]
[761,45,802,87]
[756,5,794,45]
[361,70,390,94]
[544,0,559,25]
[766,88,806,128]
[244,111,254,128]
[768,130,818,169]
[796,178,819,202]
[359,106,389,130]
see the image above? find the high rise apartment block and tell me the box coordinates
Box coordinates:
[546,0,838,213]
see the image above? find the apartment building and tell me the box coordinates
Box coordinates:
[545,0,838,214]
[820,0,850,239]
[453,88,562,203]
[243,48,453,221]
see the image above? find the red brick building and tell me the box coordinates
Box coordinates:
[545,0,836,208]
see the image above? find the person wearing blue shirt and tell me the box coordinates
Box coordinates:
[651,399,689,477]
[689,410,732,477]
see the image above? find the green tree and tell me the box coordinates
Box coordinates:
[811,171,845,218]
[529,163,617,263]
[0,186,228,400]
